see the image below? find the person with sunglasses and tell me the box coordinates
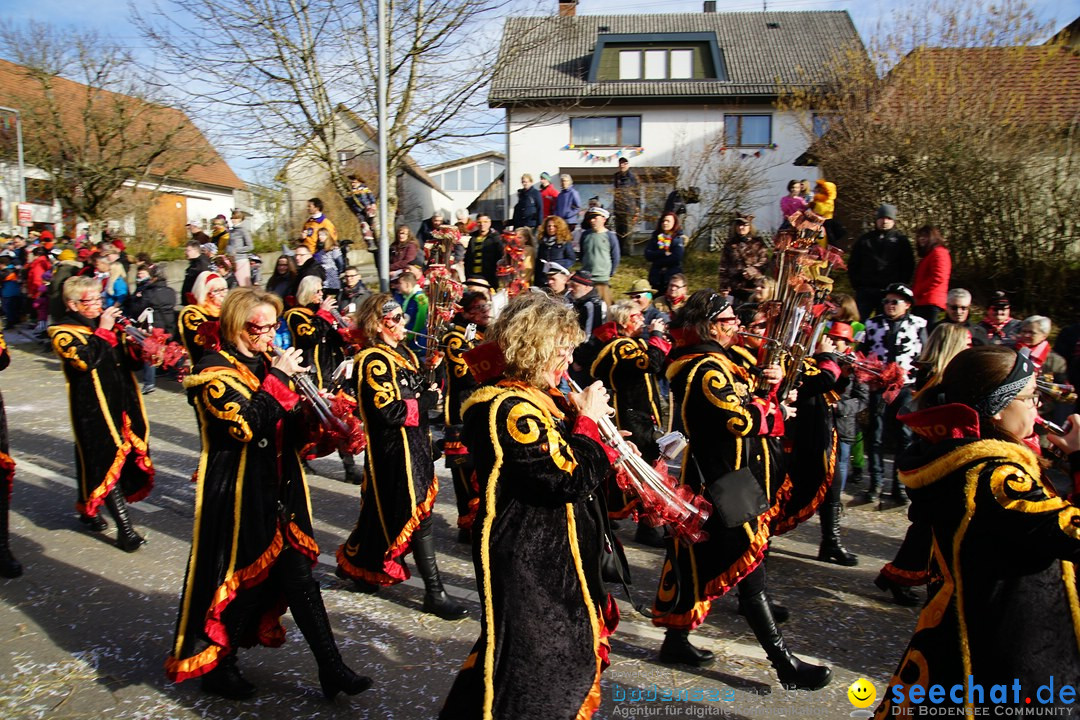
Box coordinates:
[48,276,153,552]
[936,288,989,346]
[978,291,1022,347]
[874,346,1080,717]
[335,293,467,621]
[652,290,831,691]
[167,287,371,701]
[859,283,927,506]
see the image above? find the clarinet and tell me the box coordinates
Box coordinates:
[269,346,350,437]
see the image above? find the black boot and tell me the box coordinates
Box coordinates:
[740,589,831,690]
[737,596,790,624]
[105,491,145,553]
[874,573,920,607]
[286,570,373,700]
[817,502,858,567]
[334,566,380,594]
[200,652,257,700]
[633,521,666,548]
[412,516,468,620]
[886,479,909,506]
[659,628,715,666]
[0,482,21,578]
[341,454,362,485]
[79,513,108,532]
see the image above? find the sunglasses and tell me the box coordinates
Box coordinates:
[386,313,405,324]
[947,304,970,311]
[245,321,276,336]
[883,299,905,305]
[747,321,768,330]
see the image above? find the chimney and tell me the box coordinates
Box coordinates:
[704,1,716,11]
[558,0,578,17]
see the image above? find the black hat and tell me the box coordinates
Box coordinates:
[883,283,914,303]
[464,275,492,291]
[569,270,593,286]
[988,291,1010,309]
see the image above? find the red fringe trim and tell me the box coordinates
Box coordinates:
[77,413,154,516]
[336,478,440,586]
[880,563,930,587]
[165,529,287,682]
[0,452,14,499]
[771,436,836,537]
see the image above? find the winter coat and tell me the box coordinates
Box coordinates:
[643,230,686,292]
[912,245,951,309]
[511,186,543,229]
[847,228,915,294]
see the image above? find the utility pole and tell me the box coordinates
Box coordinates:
[0,106,26,235]
[376,0,390,292]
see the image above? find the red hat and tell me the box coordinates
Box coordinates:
[112,239,126,252]
[826,321,855,343]
[38,230,54,241]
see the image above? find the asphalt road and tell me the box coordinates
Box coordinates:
[0,325,923,720]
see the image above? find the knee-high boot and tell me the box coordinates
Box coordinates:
[412,516,468,620]
[817,501,858,566]
[284,567,373,700]
[104,490,145,553]
[0,474,21,578]
[739,587,831,690]
[200,650,257,700]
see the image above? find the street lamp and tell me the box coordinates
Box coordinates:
[0,105,26,234]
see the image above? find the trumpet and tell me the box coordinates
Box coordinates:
[568,379,711,543]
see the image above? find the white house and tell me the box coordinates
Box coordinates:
[424,151,506,220]
[490,1,864,239]
[279,105,453,232]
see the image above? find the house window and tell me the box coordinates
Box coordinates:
[459,165,476,192]
[570,116,641,147]
[337,150,355,167]
[812,113,833,138]
[723,114,772,147]
[617,48,697,81]
[477,162,493,188]
[442,169,459,192]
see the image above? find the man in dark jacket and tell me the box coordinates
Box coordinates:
[126,264,178,393]
[511,174,543,232]
[932,288,988,345]
[289,244,326,303]
[463,214,503,289]
[846,204,914,320]
[612,158,639,254]
[181,240,211,303]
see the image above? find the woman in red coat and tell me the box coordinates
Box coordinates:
[911,225,951,324]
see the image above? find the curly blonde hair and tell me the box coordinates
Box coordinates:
[485,293,582,388]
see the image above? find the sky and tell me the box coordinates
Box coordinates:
[3,0,1076,182]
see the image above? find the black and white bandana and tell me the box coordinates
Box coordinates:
[969,349,1035,416]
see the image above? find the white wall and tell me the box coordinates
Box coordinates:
[507,104,817,234]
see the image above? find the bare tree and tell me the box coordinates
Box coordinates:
[0,21,214,230]
[133,0,536,229]
[779,0,1079,315]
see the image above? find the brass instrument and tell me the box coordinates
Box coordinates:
[1034,416,1073,477]
[114,314,189,375]
[568,379,711,543]
[422,265,464,382]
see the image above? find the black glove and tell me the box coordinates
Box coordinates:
[418,389,440,413]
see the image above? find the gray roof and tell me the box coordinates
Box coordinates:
[489,11,862,106]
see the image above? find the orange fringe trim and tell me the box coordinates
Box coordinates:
[336,478,440,586]
[77,413,155,516]
[165,529,287,682]
[0,451,14,498]
[772,437,836,537]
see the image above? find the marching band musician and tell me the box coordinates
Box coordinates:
[284,276,359,483]
[586,299,671,546]
[439,291,491,542]
[439,292,620,719]
[874,346,1080,717]
[0,329,20,577]
[335,293,468,620]
[167,287,371,701]
[48,276,152,552]
[652,290,831,691]
[178,270,228,365]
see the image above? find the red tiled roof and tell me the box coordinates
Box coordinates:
[0,58,244,191]
[878,45,1080,129]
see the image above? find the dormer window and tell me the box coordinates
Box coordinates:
[589,32,728,83]
[618,49,694,80]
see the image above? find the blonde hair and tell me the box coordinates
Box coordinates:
[106,262,126,295]
[219,288,282,348]
[192,270,227,306]
[609,299,637,329]
[63,275,100,303]
[485,293,582,388]
[521,173,534,184]
[355,292,397,347]
[296,275,323,306]
[913,324,972,401]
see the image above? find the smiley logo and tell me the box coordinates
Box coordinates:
[847,678,876,709]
